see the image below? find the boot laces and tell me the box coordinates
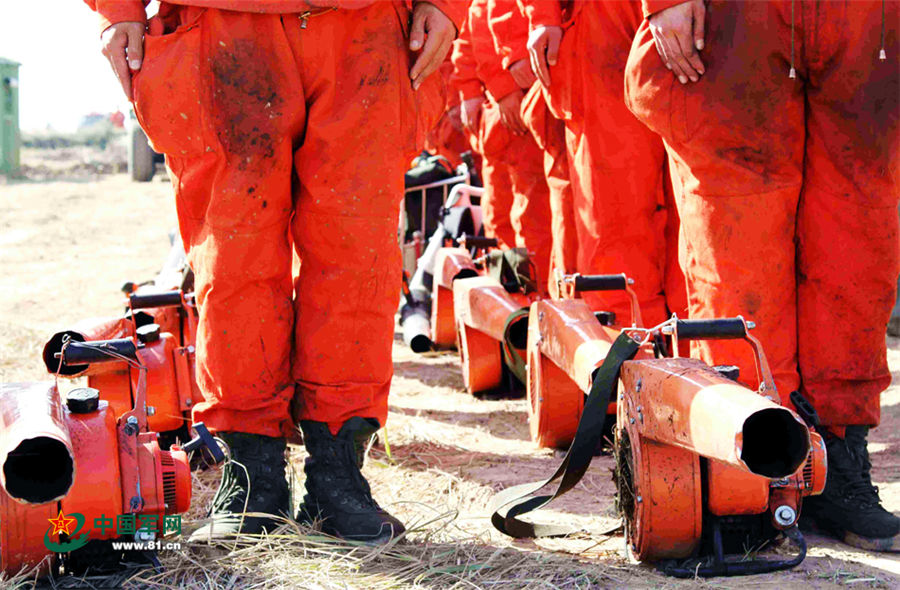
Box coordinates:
[314,439,380,511]
[837,437,881,508]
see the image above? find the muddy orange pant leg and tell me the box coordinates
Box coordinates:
[287,4,428,431]
[522,83,579,296]
[568,0,669,325]
[479,103,518,249]
[626,1,898,424]
[794,2,898,425]
[134,8,305,437]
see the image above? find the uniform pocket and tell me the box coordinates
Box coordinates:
[132,11,209,157]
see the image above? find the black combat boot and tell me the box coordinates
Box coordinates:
[802,426,900,551]
[190,432,290,542]
[296,418,405,544]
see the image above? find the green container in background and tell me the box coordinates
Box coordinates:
[0,57,21,175]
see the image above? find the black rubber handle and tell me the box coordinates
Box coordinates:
[459,235,498,249]
[61,338,138,365]
[181,422,226,464]
[129,290,182,309]
[675,318,746,340]
[573,274,627,292]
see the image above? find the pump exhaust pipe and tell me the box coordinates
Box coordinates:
[620,358,810,478]
[0,383,75,504]
[400,303,432,353]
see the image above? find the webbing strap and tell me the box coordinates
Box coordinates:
[501,308,530,384]
[489,332,641,538]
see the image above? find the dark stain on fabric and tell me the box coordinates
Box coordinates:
[210,40,285,169]
[360,64,390,89]
[717,146,776,181]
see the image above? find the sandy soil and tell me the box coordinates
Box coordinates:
[2,155,900,588]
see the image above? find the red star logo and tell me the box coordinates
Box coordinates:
[47,510,76,536]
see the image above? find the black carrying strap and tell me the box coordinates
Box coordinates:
[501,308,530,384]
[485,248,537,294]
[490,332,642,538]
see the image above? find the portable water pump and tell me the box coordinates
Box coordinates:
[0,337,223,577]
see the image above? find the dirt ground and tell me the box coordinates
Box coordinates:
[2,151,900,588]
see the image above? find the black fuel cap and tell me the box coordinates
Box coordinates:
[136,323,161,344]
[594,311,617,327]
[713,365,740,382]
[67,387,100,414]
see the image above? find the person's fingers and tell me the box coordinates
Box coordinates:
[514,113,528,136]
[546,31,560,67]
[652,33,669,69]
[693,0,706,51]
[411,29,453,89]
[104,33,133,100]
[659,35,689,83]
[535,49,551,88]
[528,47,543,87]
[675,29,703,79]
[409,8,426,52]
[126,26,143,70]
[662,33,694,83]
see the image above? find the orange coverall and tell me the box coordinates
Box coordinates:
[424,60,471,169]
[450,0,554,291]
[488,0,579,292]
[88,0,465,437]
[625,0,899,427]
[519,0,686,325]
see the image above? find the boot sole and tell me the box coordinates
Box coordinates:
[843,531,900,553]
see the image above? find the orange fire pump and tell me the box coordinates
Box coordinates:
[42,288,202,442]
[528,273,648,448]
[450,237,541,395]
[0,339,223,577]
[492,305,826,577]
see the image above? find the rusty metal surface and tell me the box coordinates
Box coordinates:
[706,459,769,516]
[453,276,527,343]
[530,299,650,393]
[435,247,477,289]
[0,487,54,575]
[0,382,74,504]
[619,358,809,477]
[626,431,703,560]
[61,400,123,539]
[134,333,183,432]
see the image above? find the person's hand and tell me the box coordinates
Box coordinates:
[526,25,563,88]
[101,22,145,100]
[497,90,527,135]
[508,59,536,90]
[461,97,483,134]
[447,104,464,133]
[648,0,706,84]
[409,2,457,90]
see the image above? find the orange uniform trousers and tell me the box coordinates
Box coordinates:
[521,83,579,294]
[478,102,554,291]
[545,0,685,325]
[133,3,442,436]
[625,0,899,426]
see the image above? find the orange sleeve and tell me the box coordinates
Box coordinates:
[85,0,149,30]
[487,0,530,70]
[516,0,561,28]
[641,0,689,18]
[469,0,519,101]
[450,13,486,102]
[416,0,468,32]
